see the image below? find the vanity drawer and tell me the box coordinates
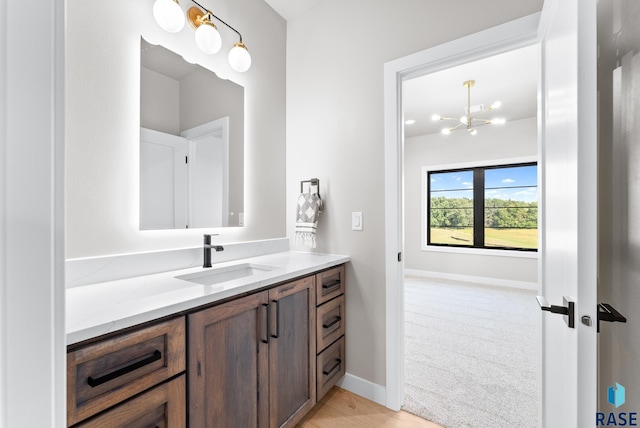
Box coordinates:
[316,295,345,352]
[316,265,345,305]
[67,317,186,426]
[316,336,345,401]
[74,375,186,428]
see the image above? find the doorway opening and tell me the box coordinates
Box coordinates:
[400,44,540,428]
[383,12,542,423]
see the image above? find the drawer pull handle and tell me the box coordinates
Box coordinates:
[322,358,342,376]
[322,279,341,290]
[323,316,342,329]
[87,350,162,388]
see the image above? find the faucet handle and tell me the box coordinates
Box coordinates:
[203,233,219,244]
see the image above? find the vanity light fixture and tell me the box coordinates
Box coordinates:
[432,80,505,136]
[152,0,252,72]
[153,0,186,33]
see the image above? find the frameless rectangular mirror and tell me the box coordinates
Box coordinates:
[140,38,244,230]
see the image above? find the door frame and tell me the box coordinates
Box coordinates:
[0,0,66,425]
[383,13,541,411]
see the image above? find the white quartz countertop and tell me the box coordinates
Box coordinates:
[66,251,349,345]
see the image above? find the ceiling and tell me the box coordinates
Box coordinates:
[403,44,538,138]
[264,0,324,20]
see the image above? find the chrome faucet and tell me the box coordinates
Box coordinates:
[203,234,224,268]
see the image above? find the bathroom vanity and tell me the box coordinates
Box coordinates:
[66,248,348,427]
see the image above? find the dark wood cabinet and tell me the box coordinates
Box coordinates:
[314,265,346,400]
[67,317,186,426]
[188,277,316,428]
[188,291,270,428]
[268,276,316,428]
[68,263,346,427]
[74,375,186,428]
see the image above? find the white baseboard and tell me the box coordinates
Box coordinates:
[337,373,387,407]
[404,269,538,291]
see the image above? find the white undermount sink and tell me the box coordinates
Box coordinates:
[174,263,278,286]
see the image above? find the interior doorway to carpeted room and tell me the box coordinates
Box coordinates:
[399,43,540,428]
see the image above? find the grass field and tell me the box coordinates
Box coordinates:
[430,228,537,249]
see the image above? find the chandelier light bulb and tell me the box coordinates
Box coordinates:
[153,0,185,33]
[229,42,252,72]
[492,117,506,125]
[195,20,222,54]
[491,100,502,109]
[469,128,478,136]
[460,116,468,124]
[441,128,451,135]
[431,114,441,121]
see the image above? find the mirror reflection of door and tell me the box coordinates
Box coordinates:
[140,118,229,230]
[182,118,229,228]
[140,128,188,230]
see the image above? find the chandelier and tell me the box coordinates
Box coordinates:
[431,80,505,136]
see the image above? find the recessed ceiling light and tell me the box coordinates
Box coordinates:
[405,119,416,125]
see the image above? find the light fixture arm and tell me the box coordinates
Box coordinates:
[190,0,244,43]
[465,80,473,130]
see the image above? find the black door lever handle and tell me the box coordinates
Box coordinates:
[536,295,575,328]
[597,303,627,332]
[536,296,569,314]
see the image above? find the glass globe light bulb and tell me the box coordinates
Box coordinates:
[195,21,222,54]
[431,114,441,121]
[229,42,252,72]
[469,128,478,136]
[441,128,451,135]
[460,116,468,124]
[153,0,185,33]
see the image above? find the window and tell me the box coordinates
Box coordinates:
[426,162,538,251]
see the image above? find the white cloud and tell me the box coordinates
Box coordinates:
[502,178,516,183]
[462,182,472,186]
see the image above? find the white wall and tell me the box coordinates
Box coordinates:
[140,67,181,134]
[286,0,543,389]
[404,117,538,285]
[66,0,286,258]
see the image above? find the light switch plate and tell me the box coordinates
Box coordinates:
[352,212,363,231]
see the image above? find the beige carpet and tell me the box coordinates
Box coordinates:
[402,276,539,428]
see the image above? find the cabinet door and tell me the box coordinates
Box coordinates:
[188,291,269,428]
[268,277,316,428]
[74,375,186,428]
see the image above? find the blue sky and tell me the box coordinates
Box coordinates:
[429,165,538,203]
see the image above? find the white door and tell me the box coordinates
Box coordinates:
[181,117,230,228]
[537,0,598,426]
[140,127,188,229]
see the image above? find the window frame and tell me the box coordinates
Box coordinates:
[421,157,539,257]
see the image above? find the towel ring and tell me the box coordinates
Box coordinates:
[300,178,320,195]
[300,178,323,212]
